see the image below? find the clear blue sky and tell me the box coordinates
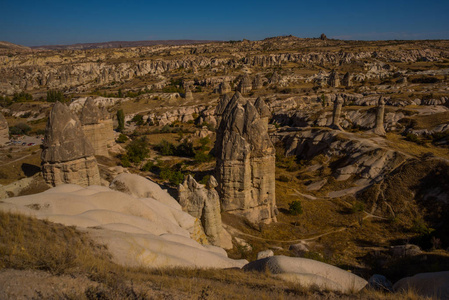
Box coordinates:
[1,0,448,46]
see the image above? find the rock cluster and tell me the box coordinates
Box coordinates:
[80,97,115,156]
[178,175,232,249]
[215,92,277,225]
[41,102,101,187]
[0,113,9,146]
[252,75,263,90]
[270,71,281,84]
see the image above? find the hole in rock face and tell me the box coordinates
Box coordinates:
[21,163,41,177]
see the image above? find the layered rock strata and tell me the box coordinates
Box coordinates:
[215,92,277,225]
[41,102,101,186]
[178,175,232,249]
[0,113,9,146]
[80,97,114,156]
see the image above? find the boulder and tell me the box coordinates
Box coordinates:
[368,274,393,291]
[393,271,449,299]
[243,256,367,293]
[257,250,274,260]
[215,93,277,225]
[41,102,101,187]
[237,74,252,94]
[218,80,231,95]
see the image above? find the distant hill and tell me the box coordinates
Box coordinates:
[30,40,222,50]
[0,41,32,53]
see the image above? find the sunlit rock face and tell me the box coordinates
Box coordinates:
[215,92,277,226]
[80,97,114,157]
[41,101,101,187]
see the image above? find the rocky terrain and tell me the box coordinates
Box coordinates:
[1,36,449,299]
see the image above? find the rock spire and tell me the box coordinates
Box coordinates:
[215,92,277,225]
[41,102,101,186]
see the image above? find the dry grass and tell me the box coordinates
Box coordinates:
[385,133,449,159]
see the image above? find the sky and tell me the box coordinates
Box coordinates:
[1,0,448,46]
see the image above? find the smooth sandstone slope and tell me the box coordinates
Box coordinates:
[0,175,247,269]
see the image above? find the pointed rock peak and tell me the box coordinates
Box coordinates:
[181,174,201,191]
[81,97,102,125]
[335,95,344,104]
[42,101,94,163]
[255,97,271,118]
[378,96,385,105]
[206,176,218,190]
[215,93,232,116]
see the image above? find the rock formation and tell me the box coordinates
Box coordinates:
[178,175,232,249]
[215,92,277,225]
[218,80,231,95]
[214,93,231,127]
[237,74,252,94]
[331,96,344,131]
[0,113,9,146]
[342,72,353,87]
[41,102,101,186]
[80,97,115,156]
[372,96,386,136]
[328,69,340,87]
[270,71,281,84]
[320,33,328,40]
[252,75,263,90]
[184,85,193,100]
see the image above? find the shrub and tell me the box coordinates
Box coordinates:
[156,140,176,156]
[288,200,303,216]
[131,114,144,126]
[141,161,155,172]
[46,90,65,102]
[194,151,212,163]
[116,109,125,132]
[278,175,290,182]
[125,137,149,164]
[160,167,184,185]
[12,91,32,102]
[175,140,195,157]
[351,201,365,214]
[116,133,128,143]
[120,155,131,167]
[9,123,32,135]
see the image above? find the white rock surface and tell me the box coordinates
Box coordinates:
[243,255,367,293]
[393,271,449,299]
[0,178,247,269]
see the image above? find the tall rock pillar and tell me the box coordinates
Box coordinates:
[41,102,101,186]
[215,92,277,226]
[373,96,387,136]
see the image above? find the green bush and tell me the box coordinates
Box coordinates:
[288,201,303,216]
[9,123,31,135]
[12,92,32,102]
[194,151,212,163]
[131,114,144,126]
[141,161,156,172]
[160,167,184,185]
[125,137,149,164]
[116,133,128,143]
[120,155,131,167]
[116,109,125,132]
[351,202,365,214]
[46,90,65,102]
[156,140,176,156]
[175,140,195,157]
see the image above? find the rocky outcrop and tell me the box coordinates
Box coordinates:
[80,97,114,156]
[270,71,281,84]
[320,33,327,40]
[184,85,193,100]
[215,92,277,225]
[342,72,352,87]
[237,74,252,94]
[178,175,232,249]
[0,113,9,146]
[372,97,386,136]
[252,75,263,90]
[328,69,340,87]
[218,80,231,95]
[331,96,344,131]
[41,102,101,187]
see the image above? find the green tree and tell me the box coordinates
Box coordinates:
[125,137,149,164]
[288,200,303,216]
[46,90,65,102]
[116,109,125,132]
